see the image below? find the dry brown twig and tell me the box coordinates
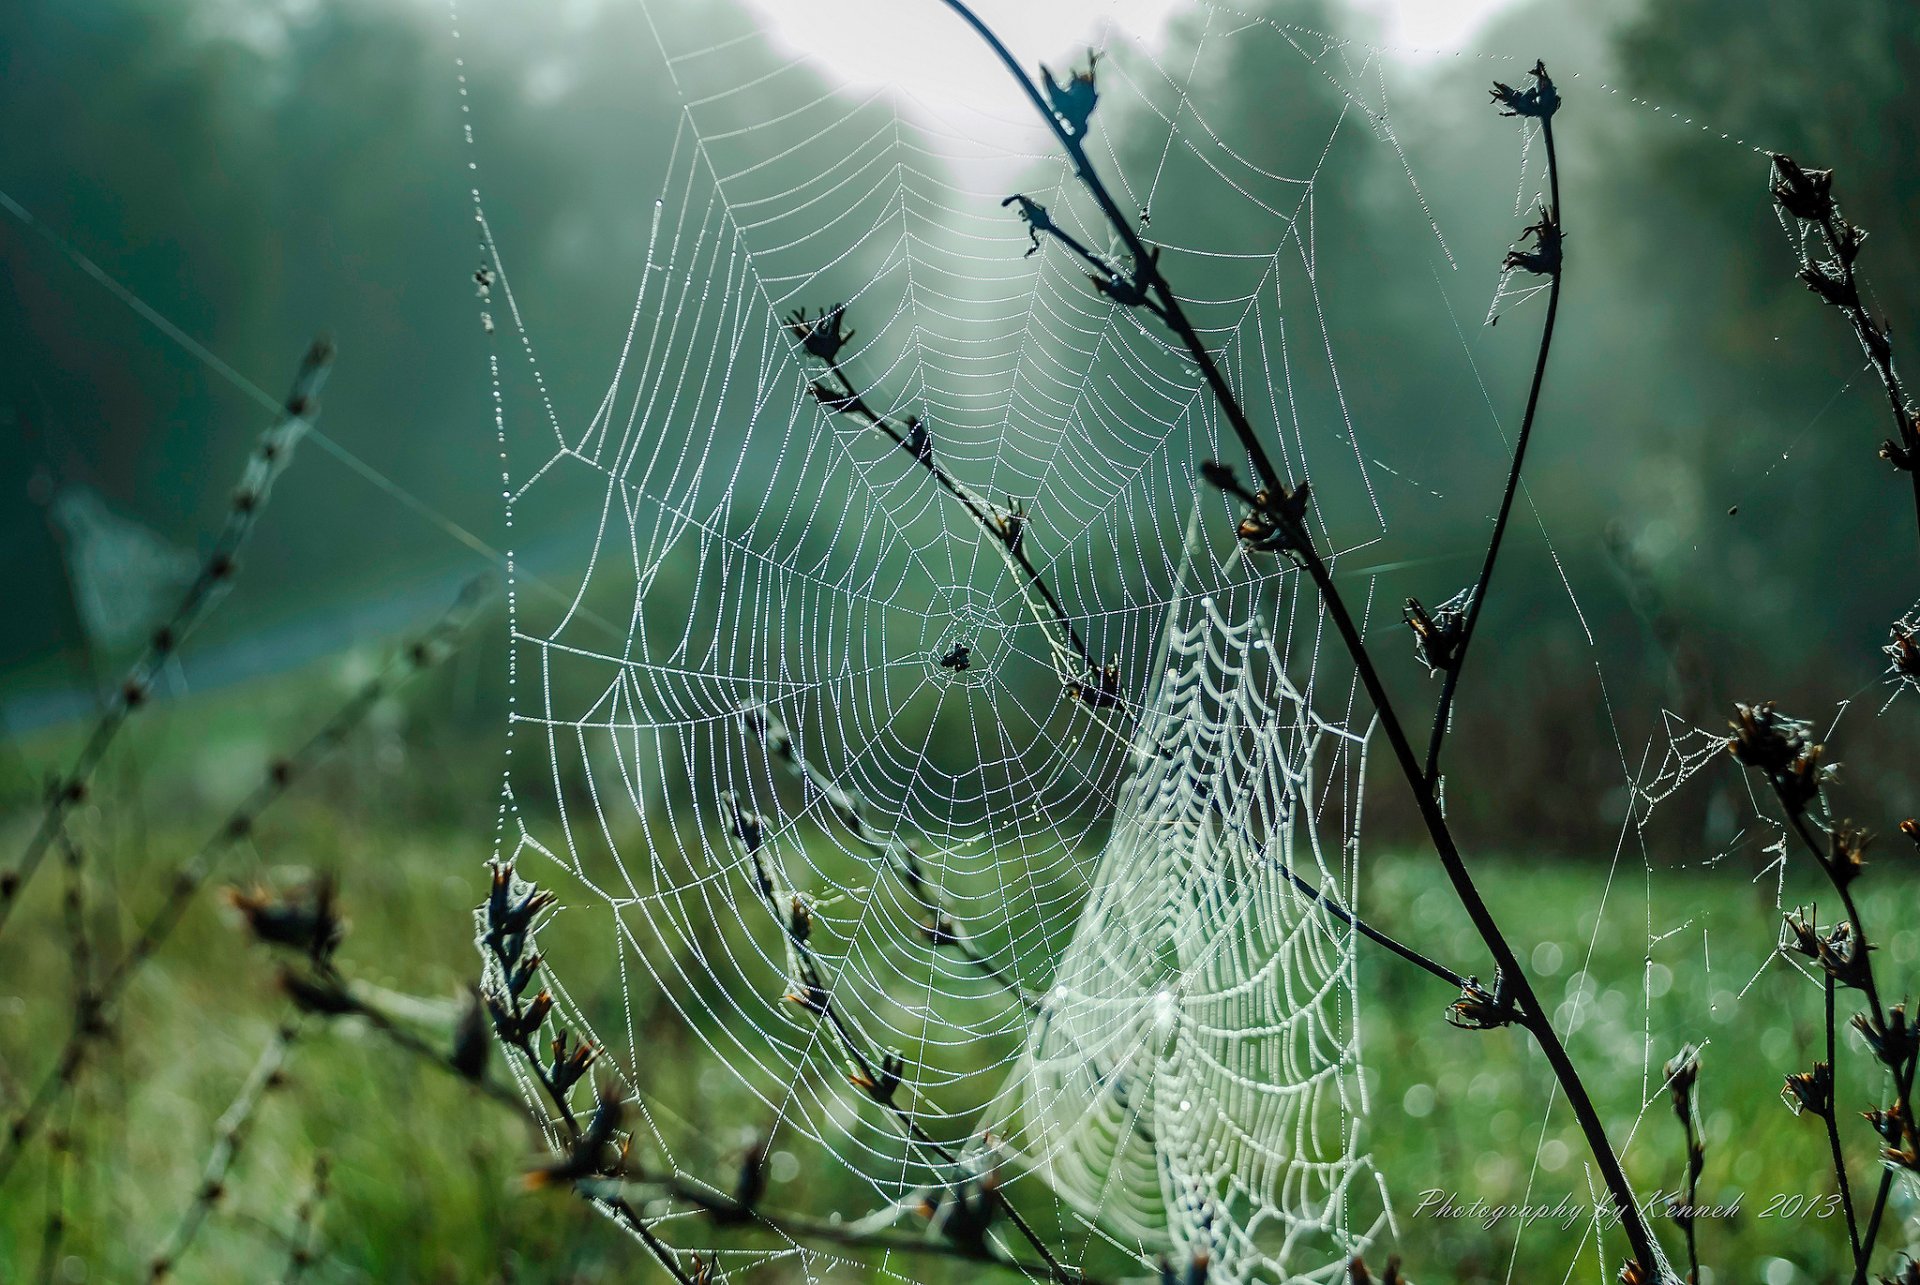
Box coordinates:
[0,578,490,1189]
[1,338,335,938]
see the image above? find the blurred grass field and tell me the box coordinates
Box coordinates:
[1,656,1915,1283]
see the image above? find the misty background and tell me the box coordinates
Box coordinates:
[2,0,1915,854]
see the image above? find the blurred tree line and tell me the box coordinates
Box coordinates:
[2,0,1915,855]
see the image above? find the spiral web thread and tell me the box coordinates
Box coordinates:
[455,4,1515,1280]
[989,552,1382,1281]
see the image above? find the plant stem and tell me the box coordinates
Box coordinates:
[810,365,1104,694]
[0,339,333,939]
[0,582,487,1189]
[1823,975,1864,1267]
[941,6,1663,1271]
[1425,118,1562,783]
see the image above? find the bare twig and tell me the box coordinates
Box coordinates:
[1769,155,1920,547]
[148,1021,301,1282]
[721,795,1097,1284]
[1823,975,1864,1265]
[0,580,489,1187]
[1424,86,1563,782]
[1662,1045,1705,1284]
[942,8,1663,1270]
[787,314,1121,711]
[279,1153,330,1285]
[0,338,334,938]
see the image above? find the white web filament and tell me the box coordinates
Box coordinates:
[454,5,1553,1281]
[992,583,1382,1281]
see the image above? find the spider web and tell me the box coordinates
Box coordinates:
[451,4,1596,1281]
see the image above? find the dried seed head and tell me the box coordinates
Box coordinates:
[1781,1062,1833,1118]
[1489,60,1560,119]
[1769,154,1836,223]
[1446,971,1517,1031]
[784,304,853,364]
[1040,52,1099,138]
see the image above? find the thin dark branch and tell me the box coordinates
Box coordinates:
[1424,118,1563,783]
[1823,975,1864,1267]
[0,338,334,939]
[741,705,1041,1010]
[942,9,1662,1270]
[0,580,488,1189]
[722,797,1097,1284]
[1769,155,1920,547]
[796,340,1120,711]
[278,1154,330,1285]
[474,868,696,1284]
[147,1021,300,1282]
[1856,1043,1919,1283]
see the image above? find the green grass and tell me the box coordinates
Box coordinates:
[1,673,1915,1282]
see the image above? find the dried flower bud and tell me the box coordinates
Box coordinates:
[1068,659,1125,710]
[1503,207,1562,278]
[1769,154,1835,223]
[1664,1043,1701,1123]
[1446,972,1517,1031]
[451,986,490,1082]
[784,304,853,364]
[1824,824,1870,888]
[1782,1062,1833,1118]
[1040,52,1099,138]
[1489,61,1559,119]
[549,1029,600,1095]
[225,876,346,962]
[524,1091,623,1190]
[851,1050,906,1105]
[1887,619,1920,689]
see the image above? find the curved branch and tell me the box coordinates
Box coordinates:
[1425,117,1563,782]
[939,11,1664,1272]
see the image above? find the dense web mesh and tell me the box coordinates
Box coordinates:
[452,3,1586,1280]
[991,563,1380,1279]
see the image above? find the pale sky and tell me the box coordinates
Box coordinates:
[735,0,1522,108]
[730,0,1520,187]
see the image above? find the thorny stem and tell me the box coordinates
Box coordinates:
[279,1154,330,1284]
[147,1021,301,1282]
[1761,775,1905,1282]
[942,7,1665,1272]
[290,956,1062,1282]
[1857,1042,1920,1283]
[742,705,1040,1010]
[1823,974,1864,1267]
[806,363,1107,700]
[726,801,1094,1284]
[1424,117,1562,785]
[476,906,696,1284]
[0,581,488,1189]
[0,339,333,940]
